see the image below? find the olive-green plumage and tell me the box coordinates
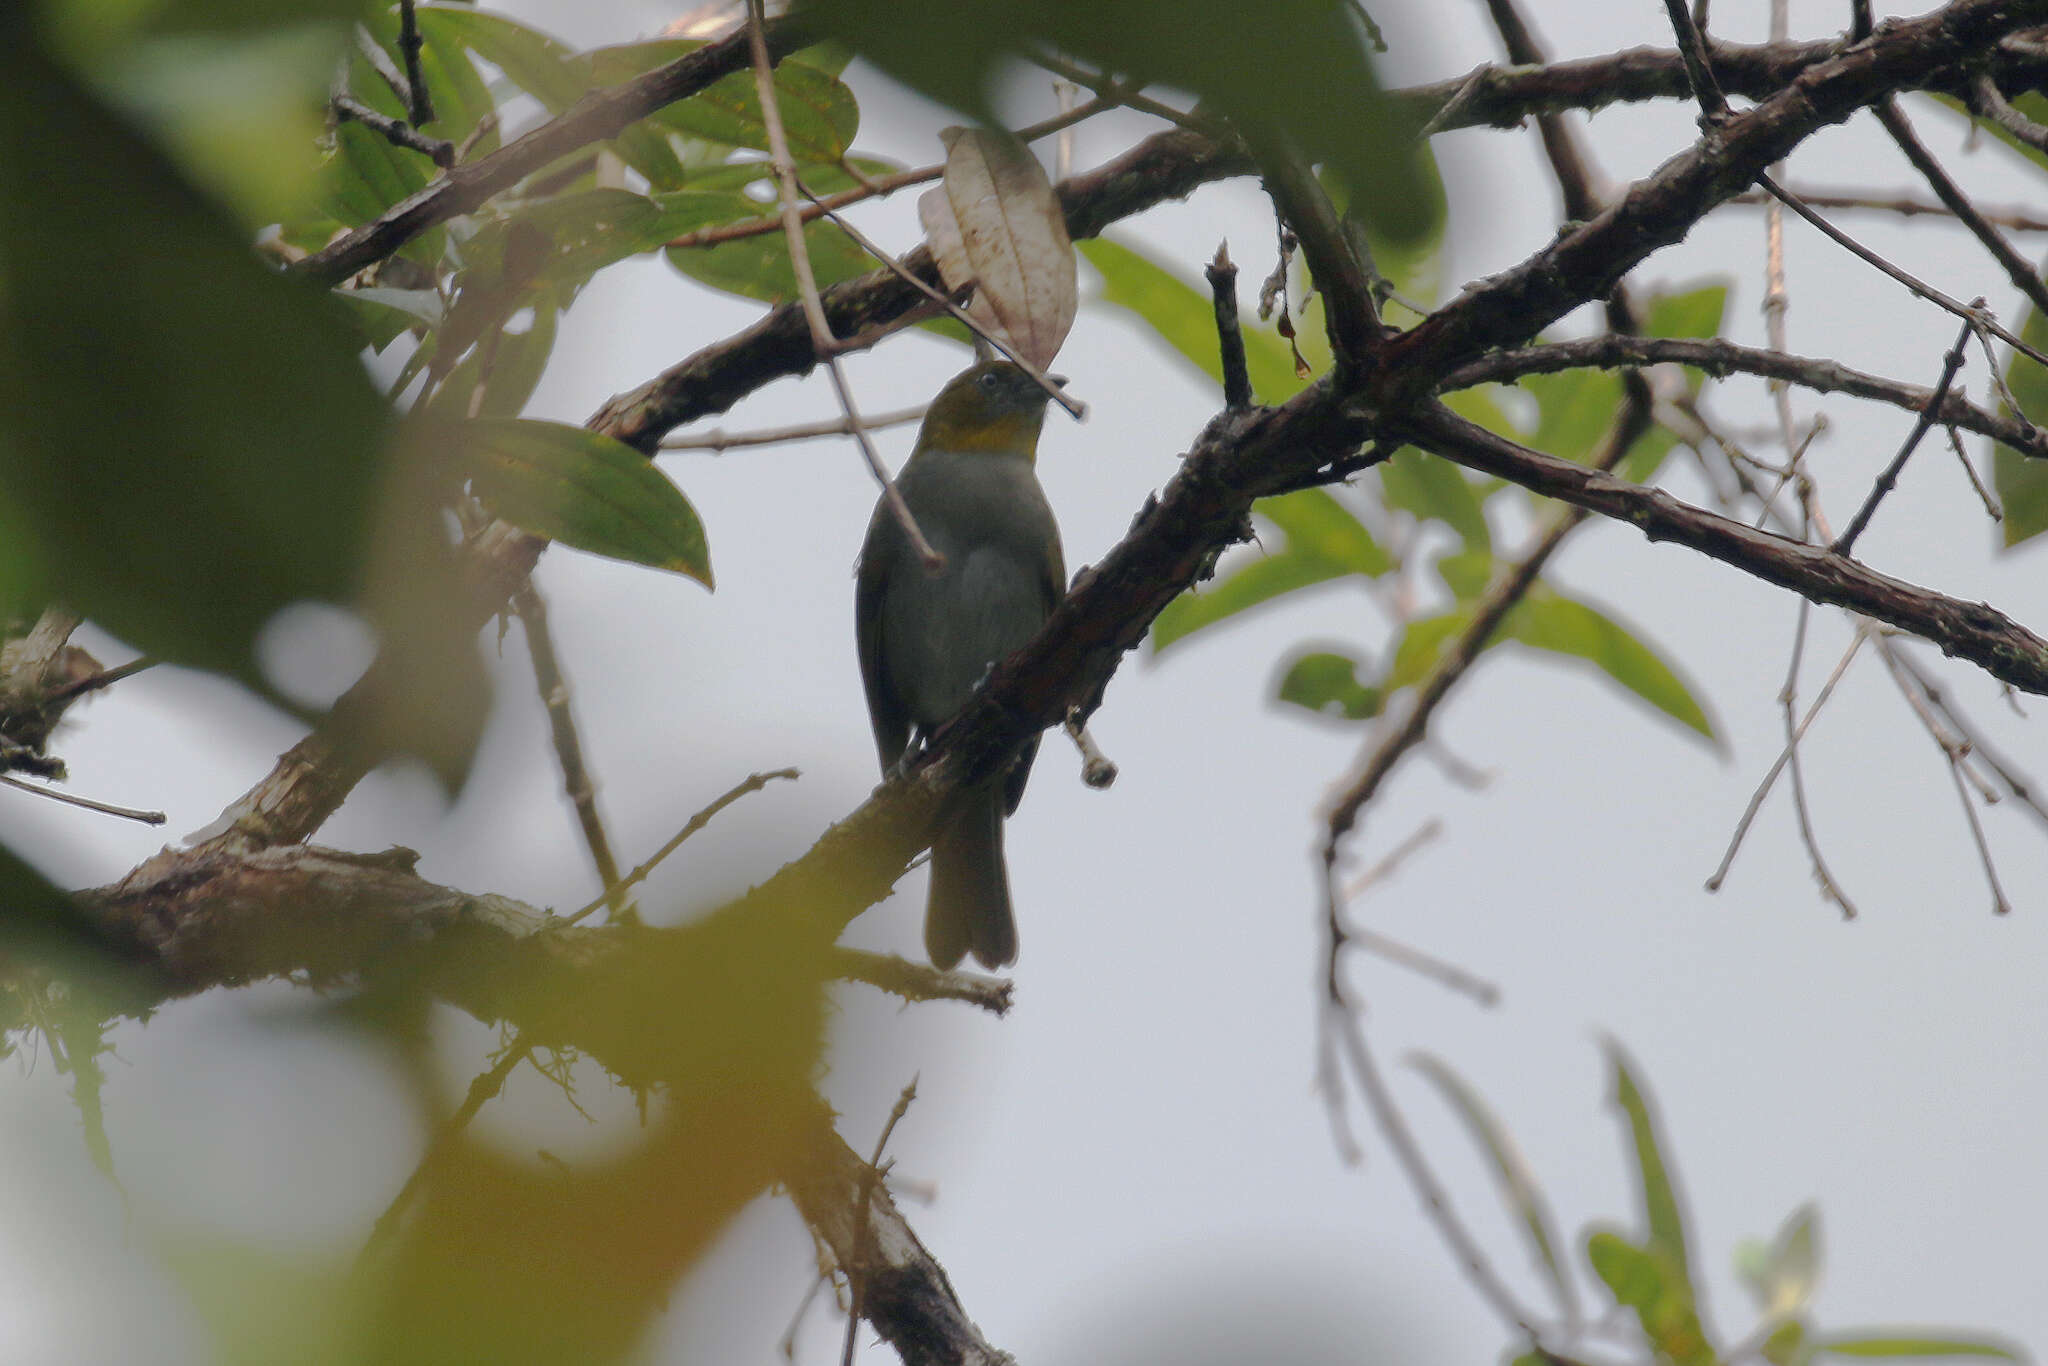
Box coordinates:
[855,362,1065,969]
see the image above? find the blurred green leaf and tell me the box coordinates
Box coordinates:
[1764,1319,1811,1366]
[1409,1053,1579,1322]
[1814,1338,2019,1361]
[1152,490,1384,653]
[1379,449,1490,549]
[340,286,446,351]
[1525,365,1622,464]
[1511,589,1716,739]
[1646,281,1730,350]
[1275,649,1382,720]
[1736,1204,1822,1319]
[420,7,585,111]
[0,35,391,680]
[1992,303,2048,547]
[467,188,761,301]
[665,212,874,304]
[593,43,860,163]
[1434,547,1493,599]
[459,420,713,585]
[1588,1230,1719,1366]
[1080,237,1303,402]
[1152,553,1348,654]
[423,303,560,421]
[1259,489,1390,576]
[811,0,1439,246]
[1384,582,1711,739]
[1320,151,1446,316]
[1605,1040,1696,1286]
[416,7,689,188]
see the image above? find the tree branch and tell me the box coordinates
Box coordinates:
[1442,334,2048,458]
[1398,402,2048,695]
[296,15,813,286]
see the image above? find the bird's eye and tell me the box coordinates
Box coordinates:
[978,371,1001,391]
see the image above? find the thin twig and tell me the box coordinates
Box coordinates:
[842,1079,919,1366]
[1946,425,2003,520]
[44,656,159,704]
[1833,317,1972,556]
[1062,712,1117,788]
[331,94,456,169]
[1325,985,1542,1339]
[1441,334,2047,459]
[1779,600,1857,916]
[1659,0,1729,121]
[1207,241,1253,410]
[0,774,165,825]
[358,1034,530,1267]
[1873,98,2048,324]
[512,582,630,922]
[1971,72,2048,153]
[562,768,800,926]
[1026,52,1223,137]
[661,406,926,452]
[1757,173,2048,370]
[1341,818,1444,900]
[1725,189,2048,233]
[1706,625,1870,892]
[1877,647,2015,914]
[745,0,943,570]
[397,0,434,129]
[829,949,1013,1014]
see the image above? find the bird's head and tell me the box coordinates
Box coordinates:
[914,362,1063,461]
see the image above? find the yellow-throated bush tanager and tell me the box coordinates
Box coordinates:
[855,362,1065,969]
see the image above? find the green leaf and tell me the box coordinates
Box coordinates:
[1646,281,1730,348]
[1151,490,1385,653]
[657,57,859,163]
[339,286,447,351]
[1386,611,1474,692]
[424,304,560,421]
[1379,448,1491,550]
[1814,1338,2018,1361]
[458,421,713,585]
[1764,1318,1810,1366]
[468,188,762,300]
[1736,1204,1821,1319]
[420,7,586,112]
[666,219,875,305]
[1408,1053,1578,1322]
[1510,589,1716,739]
[1434,547,1494,599]
[1382,582,1713,740]
[1588,1231,1718,1366]
[1525,365,1624,465]
[1992,303,2048,547]
[1152,554,1348,654]
[1604,1040,1695,1287]
[1080,237,1303,403]
[1259,489,1391,576]
[0,36,392,680]
[1275,650,1382,720]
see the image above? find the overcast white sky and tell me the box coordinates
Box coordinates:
[5,1,2046,1362]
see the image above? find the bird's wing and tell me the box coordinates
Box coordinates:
[855,502,911,774]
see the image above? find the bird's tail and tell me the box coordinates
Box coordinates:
[925,785,1017,970]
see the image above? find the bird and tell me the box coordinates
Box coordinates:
[855,361,1066,970]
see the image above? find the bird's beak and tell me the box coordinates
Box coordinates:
[1049,374,1069,389]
